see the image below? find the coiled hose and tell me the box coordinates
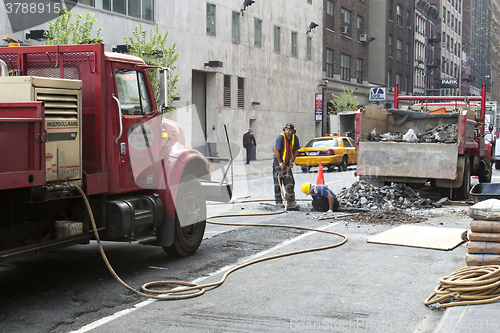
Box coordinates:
[425,265,500,309]
[72,183,348,301]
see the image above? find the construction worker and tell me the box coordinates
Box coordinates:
[301,182,339,212]
[273,123,300,207]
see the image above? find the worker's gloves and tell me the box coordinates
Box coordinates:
[279,162,286,169]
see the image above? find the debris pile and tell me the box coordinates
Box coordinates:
[368,123,458,143]
[344,208,427,225]
[338,181,436,210]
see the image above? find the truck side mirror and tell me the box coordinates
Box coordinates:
[159,68,170,113]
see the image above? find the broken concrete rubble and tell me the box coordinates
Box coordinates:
[337,180,437,210]
[368,123,458,143]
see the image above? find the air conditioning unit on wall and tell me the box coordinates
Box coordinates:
[359,34,368,42]
[341,26,348,34]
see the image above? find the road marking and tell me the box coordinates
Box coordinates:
[71,221,339,332]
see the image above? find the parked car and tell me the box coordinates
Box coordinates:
[295,135,358,172]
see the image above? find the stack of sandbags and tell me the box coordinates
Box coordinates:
[465,199,500,266]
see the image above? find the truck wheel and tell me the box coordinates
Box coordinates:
[339,156,348,172]
[478,160,492,183]
[452,158,471,201]
[163,175,206,257]
[301,166,310,173]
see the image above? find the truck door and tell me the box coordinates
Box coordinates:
[112,64,158,190]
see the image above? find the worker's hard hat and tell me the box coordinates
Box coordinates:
[301,182,311,195]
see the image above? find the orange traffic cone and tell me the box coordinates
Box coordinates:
[316,162,325,185]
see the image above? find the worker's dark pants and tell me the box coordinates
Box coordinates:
[273,159,295,204]
[312,198,339,212]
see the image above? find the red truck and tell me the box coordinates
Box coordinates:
[0,43,231,262]
[355,86,492,200]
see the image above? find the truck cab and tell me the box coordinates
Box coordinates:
[0,43,231,262]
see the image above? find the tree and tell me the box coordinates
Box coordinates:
[43,9,103,45]
[125,24,180,110]
[328,87,360,114]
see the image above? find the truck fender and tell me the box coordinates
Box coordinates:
[156,217,175,247]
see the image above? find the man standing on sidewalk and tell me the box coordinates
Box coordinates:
[242,128,256,164]
[273,123,300,207]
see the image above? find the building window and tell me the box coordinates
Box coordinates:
[397,4,403,26]
[340,53,351,81]
[389,0,393,21]
[406,43,409,63]
[306,36,312,60]
[254,19,262,47]
[113,0,125,14]
[232,11,240,42]
[326,48,334,78]
[357,58,363,84]
[396,73,401,87]
[443,6,446,24]
[406,10,410,27]
[291,32,298,57]
[341,8,351,36]
[274,26,281,52]
[388,70,392,88]
[238,77,244,109]
[207,3,216,35]
[442,56,446,72]
[357,16,363,36]
[404,75,409,94]
[307,0,312,3]
[396,39,402,60]
[224,75,231,107]
[69,0,155,20]
[459,22,461,35]
[326,0,334,30]
[388,34,393,57]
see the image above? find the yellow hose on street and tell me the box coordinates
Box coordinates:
[425,265,500,309]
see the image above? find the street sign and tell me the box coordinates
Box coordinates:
[315,93,322,121]
[369,87,386,101]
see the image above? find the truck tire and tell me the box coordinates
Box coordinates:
[163,175,206,257]
[301,166,310,173]
[478,160,492,183]
[452,158,471,201]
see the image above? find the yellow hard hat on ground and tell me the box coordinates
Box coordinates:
[301,182,311,195]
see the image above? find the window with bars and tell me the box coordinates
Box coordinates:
[326,48,334,78]
[291,32,297,57]
[340,53,351,81]
[274,26,281,52]
[238,77,244,108]
[207,3,216,35]
[254,19,262,47]
[326,0,334,30]
[356,59,363,84]
[232,11,240,42]
[69,0,154,21]
[224,75,231,107]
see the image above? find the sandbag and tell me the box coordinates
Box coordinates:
[469,199,500,221]
[465,253,500,266]
[466,241,500,254]
[469,220,500,233]
[468,231,500,242]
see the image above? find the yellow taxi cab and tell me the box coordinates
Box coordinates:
[295,135,357,172]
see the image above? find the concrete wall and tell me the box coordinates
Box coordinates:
[0,0,323,161]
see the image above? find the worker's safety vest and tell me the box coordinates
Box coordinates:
[280,133,296,164]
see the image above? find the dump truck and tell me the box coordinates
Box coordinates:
[355,86,491,200]
[0,43,232,263]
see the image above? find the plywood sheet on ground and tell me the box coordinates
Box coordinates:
[367,225,467,250]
